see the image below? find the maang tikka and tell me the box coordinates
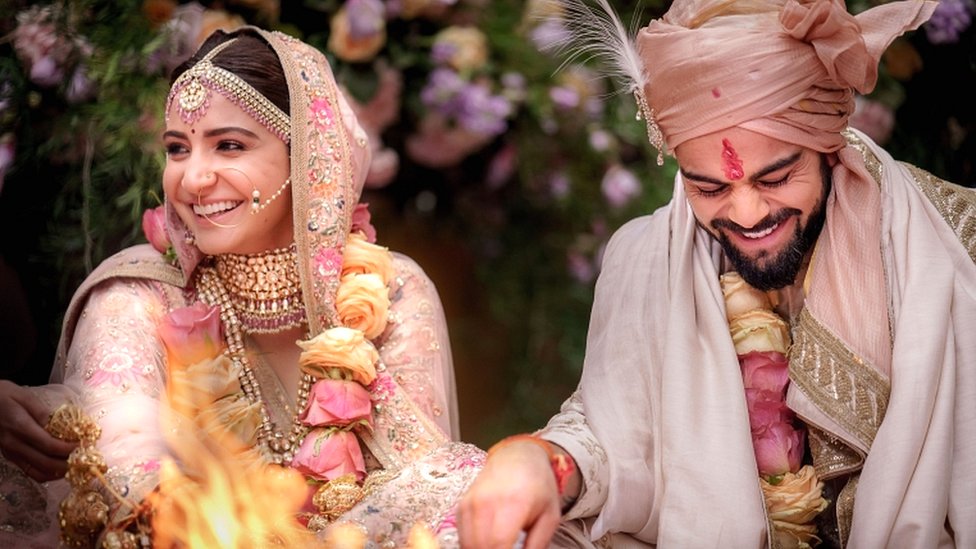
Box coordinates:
[165,37,291,145]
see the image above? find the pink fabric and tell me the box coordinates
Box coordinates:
[636,0,934,380]
[636,0,935,154]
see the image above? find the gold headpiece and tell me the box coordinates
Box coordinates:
[166,38,291,144]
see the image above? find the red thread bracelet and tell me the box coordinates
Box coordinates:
[487,434,577,496]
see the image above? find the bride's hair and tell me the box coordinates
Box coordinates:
[170,29,290,117]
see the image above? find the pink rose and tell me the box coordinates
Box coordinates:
[300,379,373,427]
[142,205,171,254]
[740,350,789,394]
[157,302,224,368]
[350,203,377,243]
[753,421,805,477]
[745,389,794,433]
[290,428,366,482]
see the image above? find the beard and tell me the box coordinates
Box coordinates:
[708,156,831,291]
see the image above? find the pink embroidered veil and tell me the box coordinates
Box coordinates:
[2,26,481,548]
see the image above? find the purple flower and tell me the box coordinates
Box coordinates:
[431,42,457,65]
[501,72,526,92]
[422,70,512,136]
[454,83,512,135]
[421,68,466,113]
[530,19,571,52]
[567,250,596,284]
[547,171,570,199]
[346,0,385,40]
[29,55,64,87]
[65,66,96,104]
[589,129,613,152]
[549,86,580,110]
[601,164,641,208]
[924,0,973,45]
[147,6,204,76]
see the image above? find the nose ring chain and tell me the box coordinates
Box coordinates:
[250,177,291,214]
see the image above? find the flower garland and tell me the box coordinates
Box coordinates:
[720,272,829,549]
[141,206,399,538]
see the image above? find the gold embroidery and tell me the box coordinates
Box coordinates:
[807,426,862,480]
[842,129,883,186]
[904,163,976,264]
[836,474,859,546]
[790,309,890,450]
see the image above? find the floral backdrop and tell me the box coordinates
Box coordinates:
[1,0,973,446]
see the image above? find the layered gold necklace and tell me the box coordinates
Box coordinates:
[196,245,313,465]
[213,243,306,334]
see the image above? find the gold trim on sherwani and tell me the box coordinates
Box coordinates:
[904,163,976,264]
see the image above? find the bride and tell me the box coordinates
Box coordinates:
[0,26,482,548]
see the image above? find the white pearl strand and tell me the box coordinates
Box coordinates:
[251,177,291,213]
[197,266,312,465]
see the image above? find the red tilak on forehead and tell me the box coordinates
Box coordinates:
[721,138,744,180]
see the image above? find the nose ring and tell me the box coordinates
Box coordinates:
[180,171,216,190]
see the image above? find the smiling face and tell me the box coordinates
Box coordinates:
[163,93,292,256]
[675,127,831,290]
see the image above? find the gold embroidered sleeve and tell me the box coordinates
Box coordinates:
[903,163,976,264]
[62,278,172,514]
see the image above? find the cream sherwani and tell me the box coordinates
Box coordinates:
[542,130,976,548]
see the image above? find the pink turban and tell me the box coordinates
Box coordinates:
[637,0,935,153]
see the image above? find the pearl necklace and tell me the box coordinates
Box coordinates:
[197,265,312,465]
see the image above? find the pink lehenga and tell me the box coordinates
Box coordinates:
[0,27,483,548]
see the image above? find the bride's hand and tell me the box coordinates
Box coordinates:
[0,380,77,482]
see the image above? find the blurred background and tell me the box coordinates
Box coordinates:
[1,0,973,449]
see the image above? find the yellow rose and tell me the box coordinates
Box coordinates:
[730,309,790,355]
[433,27,489,72]
[298,327,379,385]
[328,5,386,63]
[337,273,391,340]
[761,465,829,548]
[720,271,772,321]
[197,394,262,448]
[167,355,240,418]
[342,232,395,286]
